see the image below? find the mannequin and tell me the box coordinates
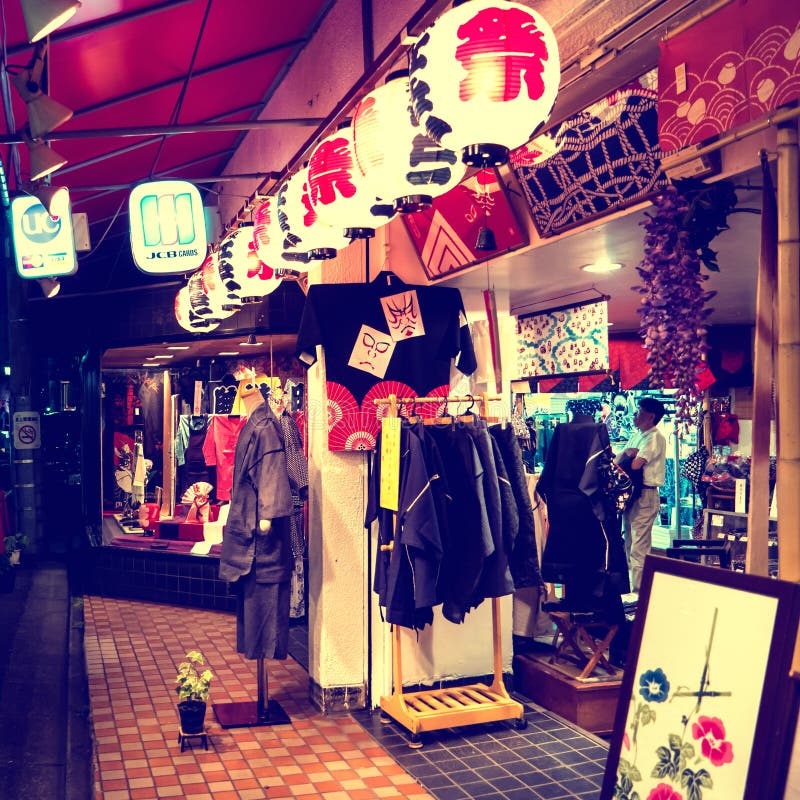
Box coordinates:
[214,378,296,727]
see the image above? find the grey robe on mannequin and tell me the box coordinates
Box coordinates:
[220,389,295,659]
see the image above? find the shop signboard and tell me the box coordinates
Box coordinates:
[129,180,207,274]
[13,411,40,450]
[10,193,77,279]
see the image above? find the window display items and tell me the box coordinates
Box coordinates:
[216,224,284,304]
[180,481,214,524]
[307,124,395,239]
[351,71,466,214]
[277,166,352,261]
[408,0,560,167]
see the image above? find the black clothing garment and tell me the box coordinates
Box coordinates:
[295,276,477,404]
[425,424,494,624]
[220,402,294,585]
[537,421,629,601]
[278,410,309,558]
[489,424,542,590]
[137,376,163,460]
[616,452,644,507]
[365,425,443,630]
[236,563,290,660]
[178,421,214,499]
[465,420,515,607]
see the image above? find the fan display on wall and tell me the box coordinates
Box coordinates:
[327,412,380,452]
[362,381,415,420]
[325,382,359,431]
[416,385,451,419]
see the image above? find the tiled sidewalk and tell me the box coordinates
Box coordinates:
[84,595,435,800]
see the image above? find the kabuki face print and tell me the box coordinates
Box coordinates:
[348,324,396,378]
[381,290,426,341]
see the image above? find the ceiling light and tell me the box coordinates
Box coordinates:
[581,258,623,274]
[12,41,73,138]
[21,0,82,43]
[218,351,240,356]
[24,131,67,181]
[239,334,261,347]
[151,355,173,359]
[166,345,191,351]
[142,362,160,368]
[37,276,60,297]
[32,183,69,217]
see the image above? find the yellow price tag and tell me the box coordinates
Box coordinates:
[380,416,401,511]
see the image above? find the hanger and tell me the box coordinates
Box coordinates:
[425,396,455,427]
[457,394,478,424]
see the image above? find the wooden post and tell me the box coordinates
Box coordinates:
[776,121,800,588]
[746,153,778,576]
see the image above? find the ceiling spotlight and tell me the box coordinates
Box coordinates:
[581,257,623,274]
[12,41,73,138]
[166,345,191,351]
[240,334,261,347]
[37,276,60,297]
[21,0,82,43]
[218,351,240,356]
[32,183,68,216]
[23,128,67,181]
[151,355,174,359]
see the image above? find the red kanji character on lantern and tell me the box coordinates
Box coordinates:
[309,137,357,207]
[455,7,550,103]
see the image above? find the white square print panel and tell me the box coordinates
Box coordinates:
[348,324,396,378]
[381,290,426,341]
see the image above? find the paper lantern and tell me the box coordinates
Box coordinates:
[351,71,465,213]
[307,125,395,238]
[217,224,283,303]
[174,285,219,333]
[277,166,352,260]
[409,0,560,166]
[252,197,301,273]
[199,250,240,314]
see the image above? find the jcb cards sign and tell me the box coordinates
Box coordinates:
[10,193,77,279]
[129,180,207,273]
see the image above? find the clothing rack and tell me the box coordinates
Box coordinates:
[372,392,526,746]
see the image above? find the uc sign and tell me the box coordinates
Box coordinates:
[10,193,78,279]
[129,180,207,274]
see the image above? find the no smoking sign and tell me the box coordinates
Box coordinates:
[13,412,41,450]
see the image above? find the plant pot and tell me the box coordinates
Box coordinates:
[177,700,207,734]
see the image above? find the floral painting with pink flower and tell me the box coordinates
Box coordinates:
[614,607,736,800]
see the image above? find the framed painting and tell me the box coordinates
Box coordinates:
[601,556,800,800]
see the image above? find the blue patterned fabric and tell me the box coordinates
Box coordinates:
[510,73,668,237]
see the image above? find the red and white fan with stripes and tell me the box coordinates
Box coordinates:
[416,385,450,419]
[361,381,415,421]
[325,382,359,431]
[327,412,380,452]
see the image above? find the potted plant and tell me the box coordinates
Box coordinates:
[0,533,29,593]
[175,650,213,734]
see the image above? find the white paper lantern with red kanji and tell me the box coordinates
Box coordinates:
[217,224,283,303]
[307,125,395,238]
[199,250,239,315]
[351,71,466,213]
[252,197,300,273]
[408,0,560,166]
[278,166,352,260]
[175,285,219,333]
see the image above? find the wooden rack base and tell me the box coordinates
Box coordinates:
[379,597,526,747]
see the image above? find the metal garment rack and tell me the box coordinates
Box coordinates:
[373,392,526,747]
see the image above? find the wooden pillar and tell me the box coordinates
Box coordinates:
[746,153,778,576]
[776,121,800,585]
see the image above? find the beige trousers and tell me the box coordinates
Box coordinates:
[623,486,661,592]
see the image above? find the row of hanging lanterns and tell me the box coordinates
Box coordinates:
[174,0,560,332]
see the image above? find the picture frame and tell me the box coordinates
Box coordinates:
[601,555,800,800]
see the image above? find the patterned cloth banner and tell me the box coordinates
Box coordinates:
[403,169,527,281]
[509,72,667,237]
[658,0,800,152]
[514,298,609,380]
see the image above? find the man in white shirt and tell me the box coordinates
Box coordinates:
[616,397,667,592]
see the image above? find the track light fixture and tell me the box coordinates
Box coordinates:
[21,0,81,43]
[31,182,68,216]
[12,41,73,139]
[22,126,68,181]
[37,277,61,298]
